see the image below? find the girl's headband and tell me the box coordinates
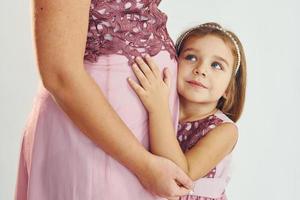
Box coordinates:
[176,24,241,75]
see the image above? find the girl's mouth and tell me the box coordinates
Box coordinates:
[186,80,208,89]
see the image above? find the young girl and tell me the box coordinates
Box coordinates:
[127,22,246,200]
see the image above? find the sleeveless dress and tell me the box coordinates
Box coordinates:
[15,1,179,199]
[177,110,236,200]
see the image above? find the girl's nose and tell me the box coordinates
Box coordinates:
[193,64,207,77]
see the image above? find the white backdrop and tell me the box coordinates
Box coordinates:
[1,0,299,199]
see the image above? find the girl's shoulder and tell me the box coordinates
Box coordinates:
[213,110,238,135]
[214,109,235,124]
[177,109,238,153]
[178,109,236,135]
[189,110,238,140]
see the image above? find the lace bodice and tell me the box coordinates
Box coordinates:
[84,0,176,64]
[177,115,223,152]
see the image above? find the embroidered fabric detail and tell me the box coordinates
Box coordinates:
[84,0,176,65]
[177,115,223,178]
[179,193,227,200]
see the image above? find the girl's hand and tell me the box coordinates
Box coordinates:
[127,55,171,114]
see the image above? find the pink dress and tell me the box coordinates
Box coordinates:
[177,110,236,200]
[15,1,179,199]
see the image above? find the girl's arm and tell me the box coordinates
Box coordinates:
[128,56,239,180]
[32,0,193,196]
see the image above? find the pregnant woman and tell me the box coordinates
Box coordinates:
[15,0,193,199]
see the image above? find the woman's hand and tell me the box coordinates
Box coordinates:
[127,55,171,114]
[167,197,180,200]
[136,154,194,199]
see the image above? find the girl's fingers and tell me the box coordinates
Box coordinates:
[131,63,150,89]
[135,56,155,81]
[127,77,145,97]
[144,54,161,78]
[163,67,171,88]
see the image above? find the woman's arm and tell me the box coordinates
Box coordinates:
[128,56,239,180]
[33,0,147,179]
[32,0,193,197]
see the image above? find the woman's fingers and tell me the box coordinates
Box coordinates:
[174,168,195,194]
[167,197,180,200]
[176,186,194,197]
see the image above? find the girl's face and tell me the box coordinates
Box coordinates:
[177,35,235,105]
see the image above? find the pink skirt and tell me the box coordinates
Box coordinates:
[15,51,179,200]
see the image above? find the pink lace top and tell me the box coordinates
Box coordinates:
[84,0,176,64]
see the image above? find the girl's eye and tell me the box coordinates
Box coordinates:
[185,54,197,62]
[211,62,223,70]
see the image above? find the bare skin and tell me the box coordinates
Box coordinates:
[128,51,238,196]
[32,0,193,198]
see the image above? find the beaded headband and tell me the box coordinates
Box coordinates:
[176,24,241,75]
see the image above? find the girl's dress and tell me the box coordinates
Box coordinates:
[177,110,236,200]
[15,1,179,199]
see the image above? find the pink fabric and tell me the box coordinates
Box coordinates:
[179,194,227,200]
[84,0,176,64]
[15,51,179,200]
[177,110,235,199]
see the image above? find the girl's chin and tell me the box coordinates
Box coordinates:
[179,89,207,99]
[178,94,208,104]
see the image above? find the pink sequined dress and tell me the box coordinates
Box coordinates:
[177,110,236,200]
[15,1,179,199]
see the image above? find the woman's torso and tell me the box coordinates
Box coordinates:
[84,0,176,64]
[16,1,179,200]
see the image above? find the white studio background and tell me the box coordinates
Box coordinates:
[1,0,299,200]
